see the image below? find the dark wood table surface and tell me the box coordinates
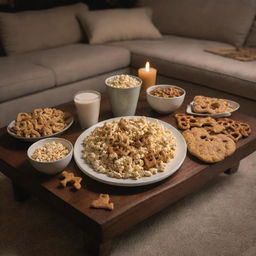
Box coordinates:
[0,82,255,256]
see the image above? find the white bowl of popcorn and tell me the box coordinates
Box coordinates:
[27,137,73,175]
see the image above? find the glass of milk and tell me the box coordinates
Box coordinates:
[74,90,101,129]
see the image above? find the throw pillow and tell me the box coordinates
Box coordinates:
[78,8,162,45]
[0,3,88,55]
[137,0,256,47]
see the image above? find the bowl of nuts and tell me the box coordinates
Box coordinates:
[105,74,142,117]
[27,138,73,175]
[146,85,185,114]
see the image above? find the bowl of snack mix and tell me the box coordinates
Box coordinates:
[7,108,73,142]
[27,137,73,175]
[105,74,142,116]
[146,85,185,114]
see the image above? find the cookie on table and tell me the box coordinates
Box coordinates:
[192,96,235,114]
[91,194,114,211]
[183,127,236,163]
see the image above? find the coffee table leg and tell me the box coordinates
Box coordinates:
[224,162,240,175]
[12,182,30,202]
[84,233,112,256]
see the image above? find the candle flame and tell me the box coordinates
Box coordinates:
[145,61,150,72]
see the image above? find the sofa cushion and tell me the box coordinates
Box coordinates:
[138,0,256,47]
[78,8,162,44]
[0,68,130,127]
[0,58,55,102]
[110,35,256,100]
[17,44,130,86]
[0,3,88,56]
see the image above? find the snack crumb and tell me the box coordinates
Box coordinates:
[91,194,114,211]
[59,170,82,190]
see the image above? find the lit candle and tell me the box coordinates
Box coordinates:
[138,61,157,97]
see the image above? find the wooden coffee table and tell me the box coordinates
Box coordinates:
[0,83,255,256]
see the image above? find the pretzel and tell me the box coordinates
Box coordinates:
[10,108,69,138]
[176,114,251,143]
[217,118,251,140]
[16,112,32,122]
[238,122,251,137]
[175,114,225,132]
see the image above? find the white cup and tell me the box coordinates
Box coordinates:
[74,90,101,129]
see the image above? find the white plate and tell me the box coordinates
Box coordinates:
[74,116,187,187]
[186,99,240,118]
[7,116,74,142]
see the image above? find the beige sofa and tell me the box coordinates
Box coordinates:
[0,1,256,127]
[0,3,131,126]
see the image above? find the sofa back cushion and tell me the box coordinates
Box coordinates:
[138,0,256,47]
[78,8,162,45]
[0,3,88,55]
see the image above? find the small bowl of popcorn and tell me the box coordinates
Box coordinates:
[105,74,142,117]
[146,85,186,114]
[27,138,73,175]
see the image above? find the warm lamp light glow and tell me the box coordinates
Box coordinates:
[145,61,150,72]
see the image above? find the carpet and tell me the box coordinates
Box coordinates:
[0,151,255,256]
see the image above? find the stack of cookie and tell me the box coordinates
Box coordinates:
[192,95,235,114]
[175,114,251,163]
